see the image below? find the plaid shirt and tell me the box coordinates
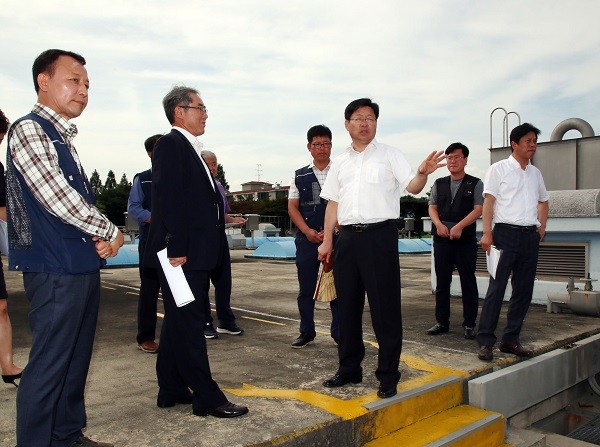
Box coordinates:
[8,103,118,241]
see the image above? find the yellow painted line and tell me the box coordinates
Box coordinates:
[126,292,137,296]
[157,312,164,319]
[241,316,286,326]
[102,286,116,290]
[225,351,468,420]
[224,383,369,420]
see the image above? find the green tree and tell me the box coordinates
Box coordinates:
[119,173,130,187]
[90,169,103,196]
[104,170,117,190]
[95,172,131,226]
[216,164,229,190]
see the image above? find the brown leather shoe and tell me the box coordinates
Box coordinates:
[499,342,534,358]
[478,345,493,361]
[138,340,158,353]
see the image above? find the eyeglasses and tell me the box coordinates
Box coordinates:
[311,142,332,149]
[446,155,465,162]
[349,117,376,124]
[179,105,208,114]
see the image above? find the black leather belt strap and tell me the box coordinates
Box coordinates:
[495,223,537,232]
[342,220,393,232]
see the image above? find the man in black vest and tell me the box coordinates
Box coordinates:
[128,134,162,353]
[288,125,338,348]
[427,142,483,339]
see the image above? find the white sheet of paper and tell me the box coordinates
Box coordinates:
[156,248,195,307]
[486,245,502,279]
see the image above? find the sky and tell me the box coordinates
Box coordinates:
[1,1,599,195]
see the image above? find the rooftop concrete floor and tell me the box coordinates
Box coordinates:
[1,250,599,446]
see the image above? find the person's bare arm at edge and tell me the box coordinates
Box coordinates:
[406,150,446,194]
[480,194,495,254]
[537,200,549,241]
[317,200,338,264]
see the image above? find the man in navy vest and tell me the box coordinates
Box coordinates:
[288,125,339,348]
[128,134,162,353]
[427,142,483,340]
[7,49,124,447]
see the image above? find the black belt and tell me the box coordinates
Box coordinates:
[342,220,392,232]
[495,223,537,232]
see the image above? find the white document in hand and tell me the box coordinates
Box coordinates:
[156,248,195,307]
[486,245,502,279]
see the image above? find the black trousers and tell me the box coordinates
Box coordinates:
[204,241,236,326]
[295,236,339,339]
[136,238,161,344]
[433,238,479,328]
[17,272,100,447]
[333,222,402,386]
[156,268,227,413]
[476,225,540,347]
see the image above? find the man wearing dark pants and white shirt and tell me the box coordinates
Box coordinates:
[318,98,445,399]
[477,122,549,361]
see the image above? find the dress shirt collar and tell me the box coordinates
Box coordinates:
[172,126,202,149]
[508,154,531,170]
[32,103,78,141]
[309,160,332,172]
[348,139,377,154]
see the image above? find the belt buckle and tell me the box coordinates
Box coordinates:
[352,224,366,232]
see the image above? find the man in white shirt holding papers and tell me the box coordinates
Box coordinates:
[477,123,549,361]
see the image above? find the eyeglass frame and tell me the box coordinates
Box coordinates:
[446,155,465,162]
[348,116,377,124]
[178,104,208,114]
[310,142,332,149]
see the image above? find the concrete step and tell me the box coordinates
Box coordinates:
[364,405,505,447]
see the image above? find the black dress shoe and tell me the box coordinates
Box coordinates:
[193,401,249,418]
[291,333,314,348]
[322,372,362,388]
[377,383,397,399]
[464,327,476,339]
[426,323,449,335]
[157,393,194,408]
[499,342,534,358]
[478,345,494,361]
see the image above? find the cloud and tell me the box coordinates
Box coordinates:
[1,0,599,194]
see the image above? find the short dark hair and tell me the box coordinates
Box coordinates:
[144,134,162,153]
[162,85,198,124]
[344,98,379,120]
[445,142,469,158]
[307,125,332,143]
[510,122,541,145]
[32,49,86,93]
[0,109,9,135]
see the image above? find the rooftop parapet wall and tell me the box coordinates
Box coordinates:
[549,189,600,217]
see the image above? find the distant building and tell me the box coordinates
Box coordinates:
[228,181,289,201]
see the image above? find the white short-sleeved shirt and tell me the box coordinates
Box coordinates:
[483,155,549,227]
[320,139,415,225]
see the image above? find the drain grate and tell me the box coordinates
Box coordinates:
[568,413,600,445]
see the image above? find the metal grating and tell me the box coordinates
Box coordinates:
[475,242,587,279]
[568,413,600,445]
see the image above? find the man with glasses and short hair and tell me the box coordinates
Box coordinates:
[427,142,483,340]
[318,98,445,399]
[288,125,339,348]
[144,85,248,418]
